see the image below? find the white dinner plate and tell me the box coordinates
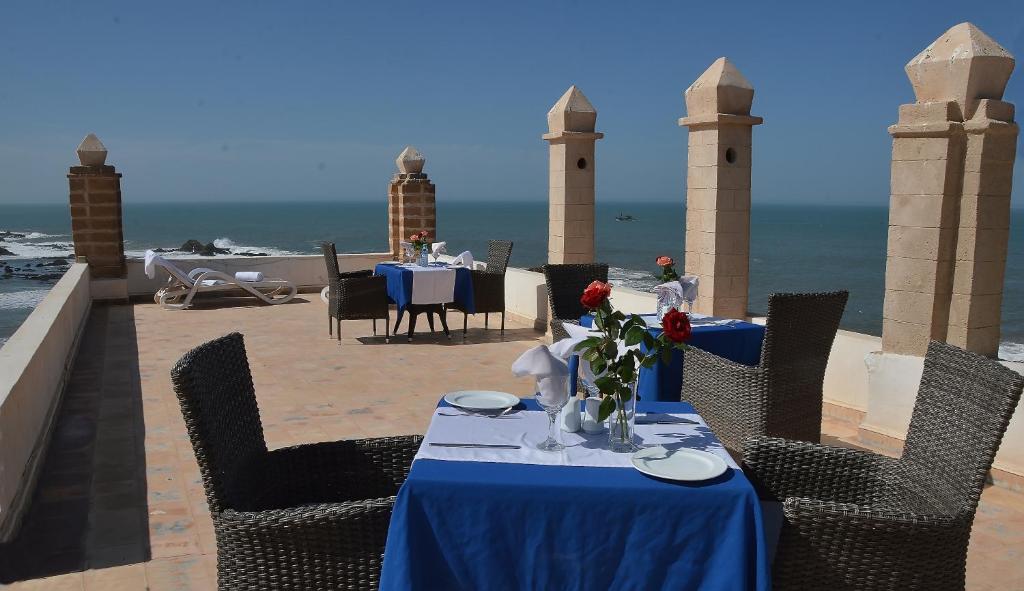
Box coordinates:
[631,446,729,482]
[443,390,520,411]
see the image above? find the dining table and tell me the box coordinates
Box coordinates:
[374,262,475,339]
[574,313,766,402]
[379,397,772,590]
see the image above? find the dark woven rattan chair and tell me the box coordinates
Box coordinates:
[171,333,422,590]
[449,240,513,335]
[682,290,848,451]
[744,340,1023,590]
[321,241,390,342]
[542,263,608,341]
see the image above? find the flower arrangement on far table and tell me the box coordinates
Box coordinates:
[574,280,691,451]
[409,230,431,253]
[655,255,680,283]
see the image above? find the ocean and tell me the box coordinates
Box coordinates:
[1,201,1022,360]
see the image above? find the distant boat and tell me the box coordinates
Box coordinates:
[615,213,636,222]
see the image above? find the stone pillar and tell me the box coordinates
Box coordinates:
[543,86,602,264]
[678,58,762,319]
[68,134,126,280]
[882,23,1016,356]
[387,146,436,259]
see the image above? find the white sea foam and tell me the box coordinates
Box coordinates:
[0,288,50,310]
[608,266,660,292]
[999,342,1024,363]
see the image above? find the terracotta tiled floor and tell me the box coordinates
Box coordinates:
[1,296,1022,589]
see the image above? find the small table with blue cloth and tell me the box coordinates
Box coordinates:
[575,313,765,402]
[374,262,475,339]
[379,398,771,590]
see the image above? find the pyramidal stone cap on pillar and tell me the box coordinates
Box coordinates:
[684,57,755,117]
[547,85,598,134]
[905,22,1014,120]
[76,133,108,166]
[396,146,425,174]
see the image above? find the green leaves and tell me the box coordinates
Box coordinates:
[598,395,616,422]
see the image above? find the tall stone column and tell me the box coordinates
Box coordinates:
[68,134,126,280]
[678,58,762,319]
[882,23,1015,357]
[544,86,602,264]
[387,146,436,259]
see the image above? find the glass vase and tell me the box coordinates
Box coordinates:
[607,379,638,453]
[656,288,682,321]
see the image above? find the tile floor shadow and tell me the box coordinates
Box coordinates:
[0,303,149,583]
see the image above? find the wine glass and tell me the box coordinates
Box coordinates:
[684,297,694,314]
[535,375,570,451]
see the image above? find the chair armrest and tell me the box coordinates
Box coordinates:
[266,435,422,506]
[743,436,895,504]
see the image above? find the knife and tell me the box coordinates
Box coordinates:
[429,442,522,449]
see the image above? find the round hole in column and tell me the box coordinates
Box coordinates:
[725,148,737,164]
[577,158,587,170]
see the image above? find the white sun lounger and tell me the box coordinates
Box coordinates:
[145,250,297,310]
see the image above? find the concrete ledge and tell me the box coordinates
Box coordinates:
[0,264,92,541]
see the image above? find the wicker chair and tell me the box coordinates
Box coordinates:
[744,341,1023,590]
[542,263,609,341]
[449,240,513,334]
[321,241,390,342]
[171,333,422,590]
[682,290,848,451]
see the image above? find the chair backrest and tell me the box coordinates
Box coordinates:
[758,291,847,441]
[485,240,514,275]
[170,332,269,512]
[542,263,609,321]
[889,341,1023,515]
[320,241,341,282]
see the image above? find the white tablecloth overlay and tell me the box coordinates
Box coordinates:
[415,408,738,470]
[404,265,456,305]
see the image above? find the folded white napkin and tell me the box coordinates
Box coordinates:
[144,250,160,279]
[400,241,415,258]
[451,250,474,268]
[234,271,264,282]
[551,321,642,385]
[654,281,685,305]
[512,345,570,407]
[431,241,447,257]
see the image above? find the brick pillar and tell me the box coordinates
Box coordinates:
[678,58,762,319]
[68,134,125,279]
[544,86,603,264]
[387,146,436,259]
[882,23,1015,356]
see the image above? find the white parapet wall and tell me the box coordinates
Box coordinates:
[0,263,92,541]
[125,252,394,296]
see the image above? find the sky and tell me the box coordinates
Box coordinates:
[0,1,1022,205]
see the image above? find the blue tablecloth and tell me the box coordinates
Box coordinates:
[574,314,765,402]
[374,263,475,313]
[380,399,770,590]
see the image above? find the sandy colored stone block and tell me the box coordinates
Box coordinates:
[685,188,718,211]
[881,318,933,356]
[955,227,1010,262]
[888,194,959,228]
[959,194,1012,229]
[890,159,959,196]
[946,324,1001,357]
[711,296,747,319]
[962,166,1014,196]
[951,259,1006,296]
[886,225,957,260]
[891,137,957,161]
[717,166,751,191]
[884,255,953,294]
[965,131,1018,162]
[883,289,947,326]
[948,292,1003,329]
[686,166,718,190]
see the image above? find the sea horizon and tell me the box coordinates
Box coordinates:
[2,200,1023,360]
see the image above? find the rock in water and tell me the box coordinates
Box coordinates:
[179,239,205,253]
[0,246,14,256]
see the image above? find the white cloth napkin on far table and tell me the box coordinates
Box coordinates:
[431,242,447,259]
[450,250,474,269]
[409,266,456,305]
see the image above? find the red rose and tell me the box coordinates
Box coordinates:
[420,230,429,237]
[580,280,612,309]
[656,256,674,267]
[661,308,691,343]
[409,233,420,241]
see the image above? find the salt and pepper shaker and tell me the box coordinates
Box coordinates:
[560,393,584,432]
[582,397,605,434]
